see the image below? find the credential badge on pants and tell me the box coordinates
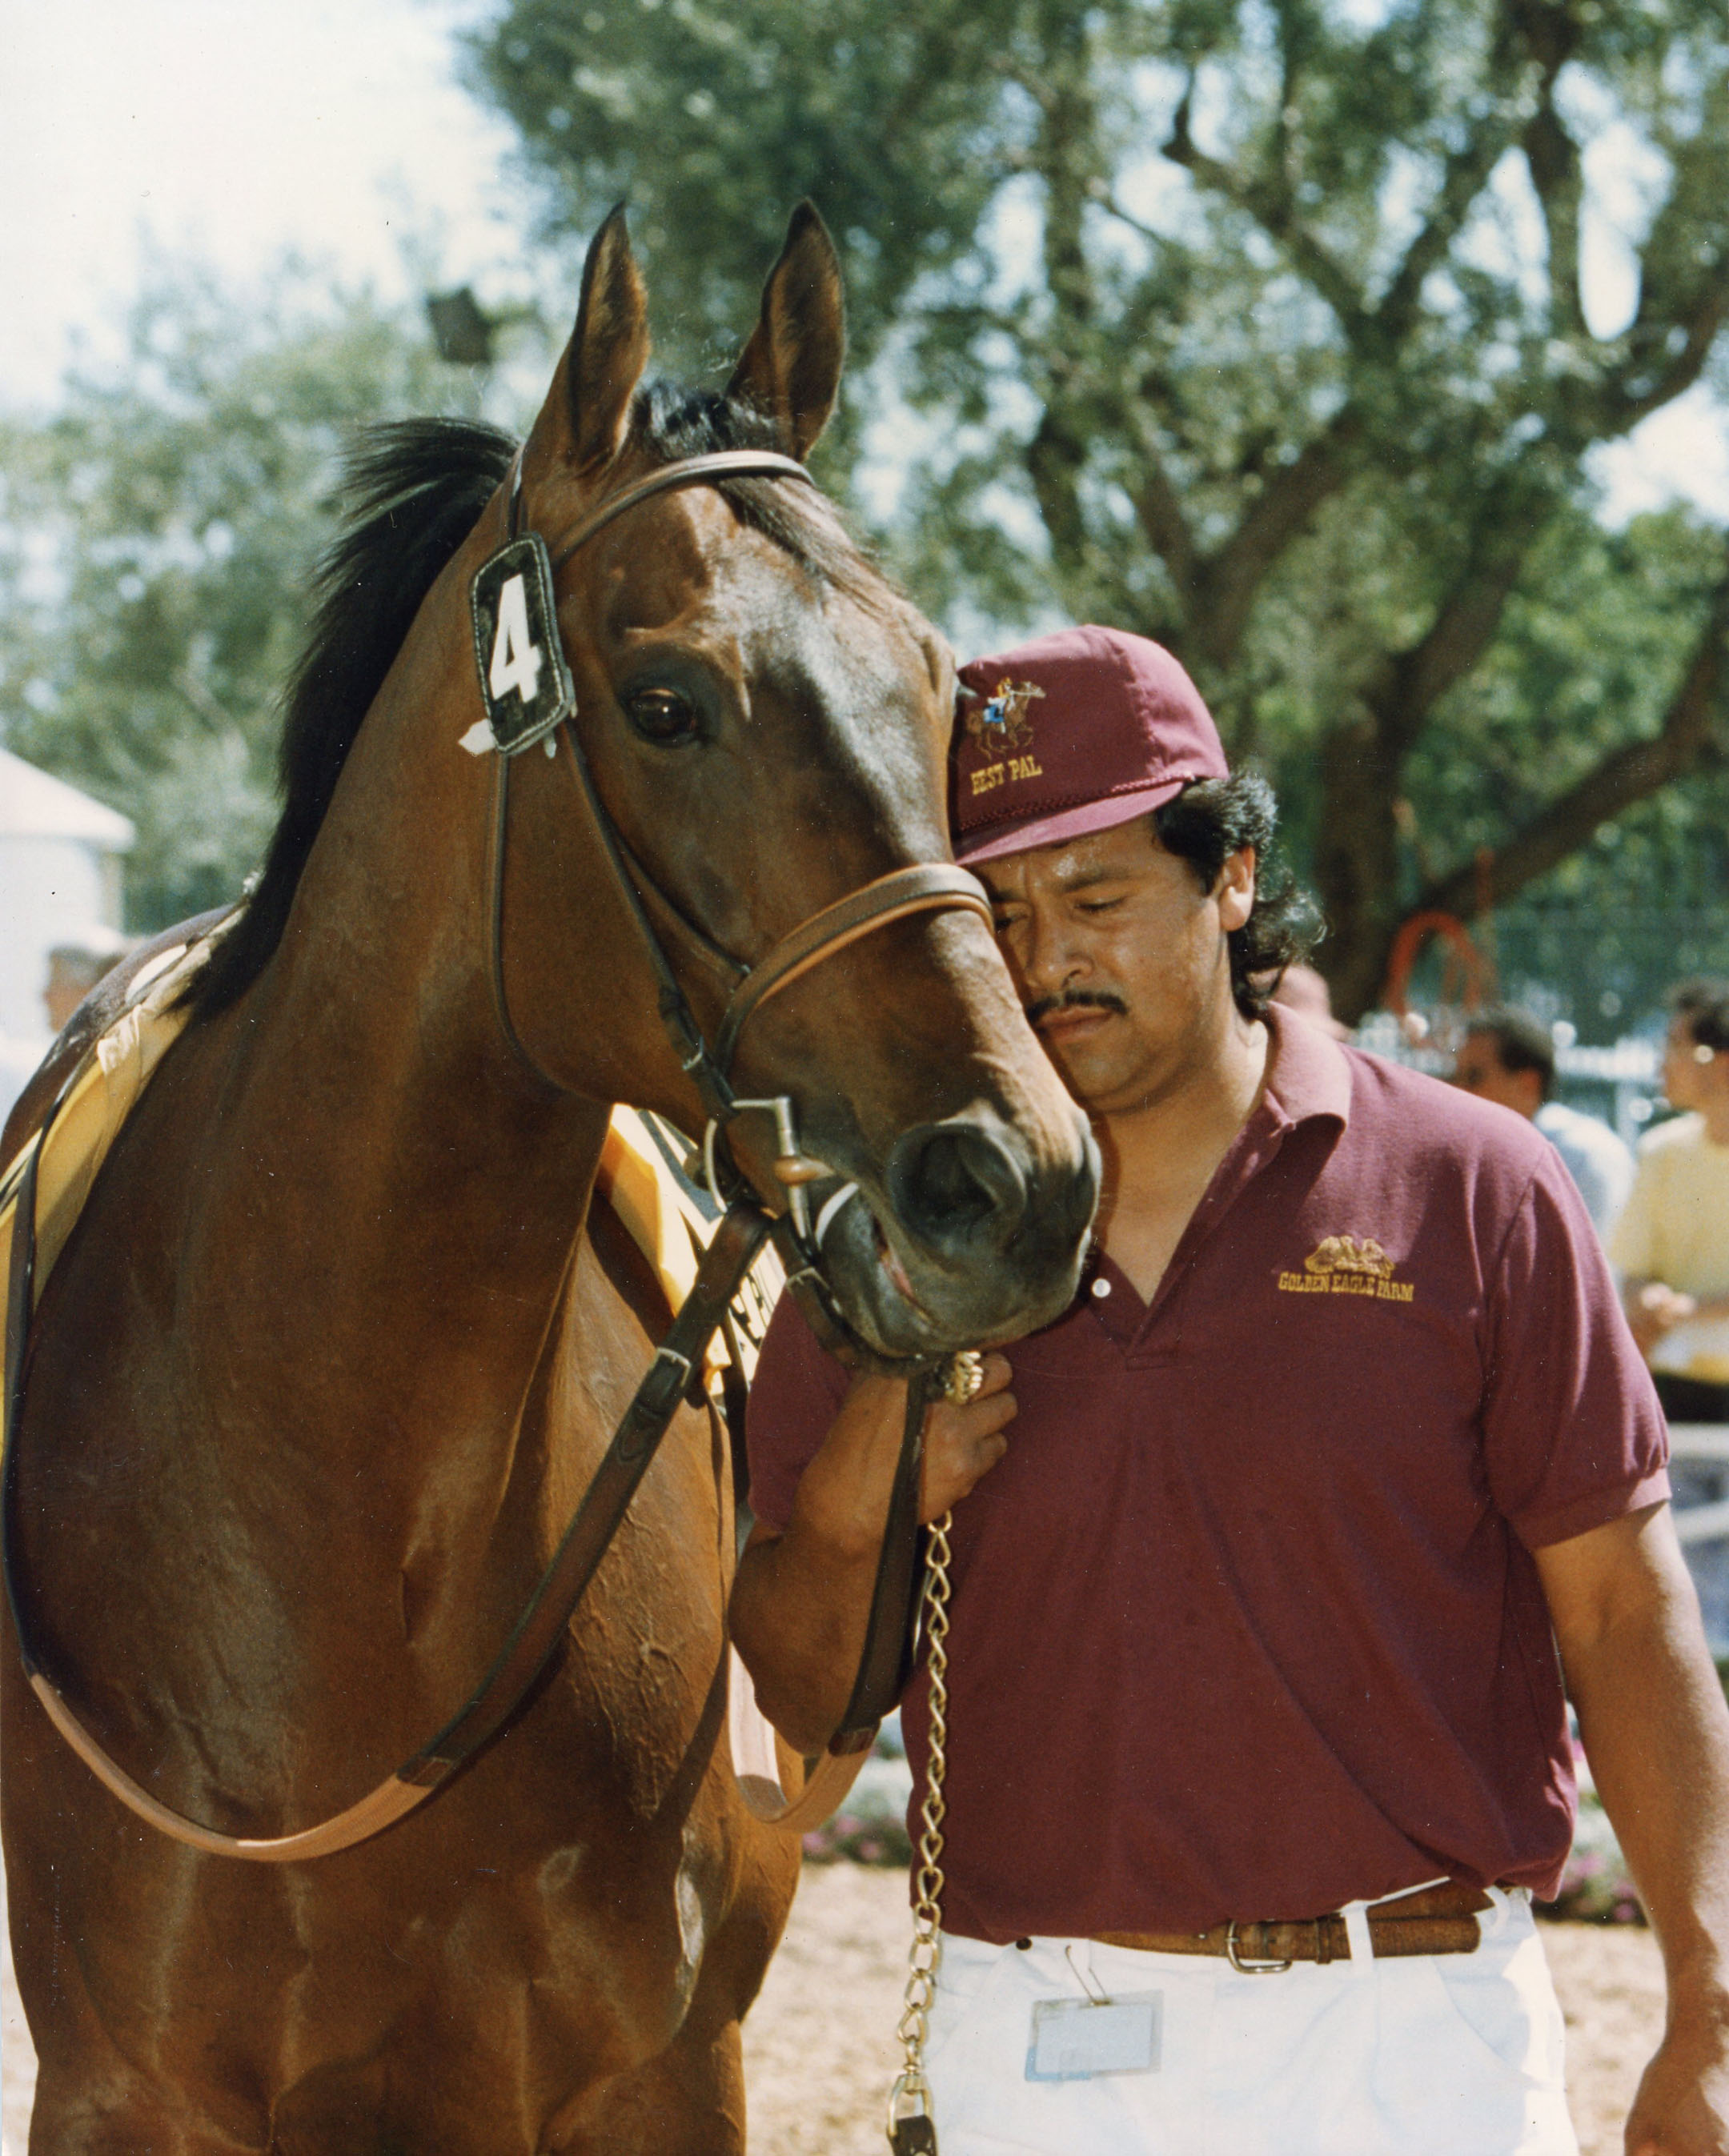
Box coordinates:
[1025,1994,1162,2082]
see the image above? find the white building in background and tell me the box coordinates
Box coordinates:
[0,747,134,1041]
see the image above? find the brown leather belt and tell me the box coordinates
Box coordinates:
[1093,1882,1493,1971]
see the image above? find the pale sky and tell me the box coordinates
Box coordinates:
[0,0,526,409]
[0,0,1724,523]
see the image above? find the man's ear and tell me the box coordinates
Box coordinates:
[725,201,845,460]
[1217,845,1257,933]
[528,203,652,477]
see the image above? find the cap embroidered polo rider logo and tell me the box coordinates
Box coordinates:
[1278,1235,1416,1304]
[965,678,1045,753]
[963,679,1047,800]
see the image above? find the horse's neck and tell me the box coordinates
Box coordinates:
[166,1014,602,1550]
[179,694,614,1466]
[221,979,601,1290]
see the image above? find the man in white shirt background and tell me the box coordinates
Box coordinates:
[1611,980,1729,1425]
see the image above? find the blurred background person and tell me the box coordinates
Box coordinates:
[0,926,131,1134]
[1270,960,1348,1039]
[1454,1006,1634,1238]
[1611,980,1729,1421]
[42,924,130,1035]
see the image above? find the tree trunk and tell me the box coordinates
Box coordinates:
[1314,708,1408,1024]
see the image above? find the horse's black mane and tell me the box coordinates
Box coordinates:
[187,387,886,1021]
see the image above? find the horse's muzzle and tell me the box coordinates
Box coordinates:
[819,1109,1098,1357]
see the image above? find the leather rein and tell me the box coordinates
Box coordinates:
[2,447,989,1860]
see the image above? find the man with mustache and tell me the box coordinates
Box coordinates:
[732,627,1729,2156]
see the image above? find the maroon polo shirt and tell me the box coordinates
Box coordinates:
[746,1008,1669,1944]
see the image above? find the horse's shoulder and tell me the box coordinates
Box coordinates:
[578,1189,677,1349]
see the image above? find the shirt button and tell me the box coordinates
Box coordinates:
[1091,1276,1111,1298]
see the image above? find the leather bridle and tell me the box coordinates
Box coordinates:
[487,447,990,1187]
[2,446,987,1859]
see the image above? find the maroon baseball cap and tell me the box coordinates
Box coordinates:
[951,625,1227,864]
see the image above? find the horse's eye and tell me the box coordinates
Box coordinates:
[624,687,700,744]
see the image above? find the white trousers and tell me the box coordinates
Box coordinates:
[924,1891,1578,2154]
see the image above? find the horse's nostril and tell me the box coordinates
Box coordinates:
[920,1139,993,1225]
[888,1121,1029,1256]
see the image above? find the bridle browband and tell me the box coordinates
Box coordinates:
[3,444,989,1860]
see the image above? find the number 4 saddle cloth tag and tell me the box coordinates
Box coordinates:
[464,534,576,757]
[1025,1994,1162,2082]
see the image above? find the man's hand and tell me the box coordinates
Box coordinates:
[920,1353,1017,1520]
[1626,2018,1729,2155]
[1629,1280,1698,1356]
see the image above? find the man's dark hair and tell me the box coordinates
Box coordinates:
[1669,979,1729,1055]
[1153,773,1322,1020]
[1464,1008,1556,1100]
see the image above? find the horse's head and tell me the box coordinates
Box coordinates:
[467,206,1096,1359]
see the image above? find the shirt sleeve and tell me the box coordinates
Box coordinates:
[1482,1151,1670,1549]
[1606,1146,1660,1281]
[744,1291,852,1535]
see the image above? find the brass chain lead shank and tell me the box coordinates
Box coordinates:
[887,1348,981,2155]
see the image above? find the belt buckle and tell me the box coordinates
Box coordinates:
[1224,1919,1294,1975]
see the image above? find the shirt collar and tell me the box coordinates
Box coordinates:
[1261,1000,1353,1133]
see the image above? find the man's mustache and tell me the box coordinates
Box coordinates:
[1025,988,1129,1028]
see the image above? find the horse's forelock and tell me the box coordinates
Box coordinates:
[631,382,897,613]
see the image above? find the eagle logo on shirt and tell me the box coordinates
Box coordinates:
[1279,1235,1414,1303]
[1306,1235,1394,1279]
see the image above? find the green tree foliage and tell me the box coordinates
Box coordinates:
[469,0,1729,1016]
[1387,501,1729,1032]
[0,265,473,931]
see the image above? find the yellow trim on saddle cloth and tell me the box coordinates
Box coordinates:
[0,935,211,1300]
[0,942,778,1391]
[595,1107,783,1384]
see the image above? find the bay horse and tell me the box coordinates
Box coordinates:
[0,205,1094,2151]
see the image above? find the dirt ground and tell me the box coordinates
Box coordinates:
[740,1864,1667,2156]
[0,1859,1666,2152]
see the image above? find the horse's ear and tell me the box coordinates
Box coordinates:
[548,204,651,473]
[726,202,845,461]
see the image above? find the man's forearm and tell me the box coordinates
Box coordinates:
[1539,1508,1729,2152]
[732,1356,1018,1753]
[1554,1525,1729,2002]
[730,1377,913,1753]
[732,1527,883,1753]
